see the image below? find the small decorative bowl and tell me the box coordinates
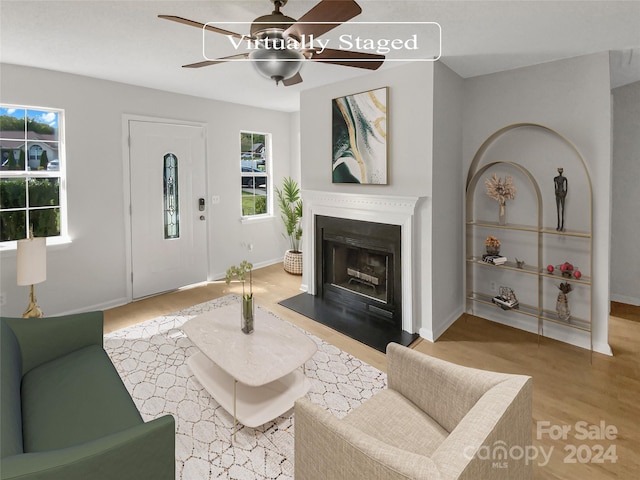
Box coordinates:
[486,246,500,256]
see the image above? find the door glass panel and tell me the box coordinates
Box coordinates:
[163,153,179,239]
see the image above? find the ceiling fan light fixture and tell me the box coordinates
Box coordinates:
[249,45,304,85]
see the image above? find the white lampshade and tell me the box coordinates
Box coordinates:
[17,236,47,286]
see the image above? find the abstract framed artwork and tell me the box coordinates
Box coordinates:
[332,87,388,184]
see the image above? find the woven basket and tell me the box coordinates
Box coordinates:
[284,250,303,275]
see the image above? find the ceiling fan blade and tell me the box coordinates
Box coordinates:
[283,72,303,86]
[183,54,250,68]
[311,48,384,70]
[158,15,247,40]
[285,0,362,40]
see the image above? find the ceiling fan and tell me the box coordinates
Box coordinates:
[159,0,385,86]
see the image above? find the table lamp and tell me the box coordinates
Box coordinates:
[17,233,46,318]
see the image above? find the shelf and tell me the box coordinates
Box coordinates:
[467,257,591,284]
[540,228,591,238]
[465,128,593,357]
[467,221,591,238]
[467,292,539,319]
[467,257,539,276]
[540,309,590,332]
[539,270,591,285]
[466,221,538,233]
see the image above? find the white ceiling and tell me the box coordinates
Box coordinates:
[1,0,639,112]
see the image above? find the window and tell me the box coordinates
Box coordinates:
[240,131,269,217]
[0,105,66,243]
[163,153,180,239]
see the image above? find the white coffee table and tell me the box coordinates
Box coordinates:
[182,302,317,439]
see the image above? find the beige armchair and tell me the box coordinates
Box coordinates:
[295,343,532,480]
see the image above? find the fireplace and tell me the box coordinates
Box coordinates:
[316,215,401,324]
[279,190,421,352]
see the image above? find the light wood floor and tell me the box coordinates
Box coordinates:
[104,263,640,480]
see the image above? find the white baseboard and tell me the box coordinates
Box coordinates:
[419,327,436,342]
[211,257,284,282]
[56,296,131,316]
[418,306,464,343]
[420,307,613,357]
[431,306,464,340]
[610,293,640,306]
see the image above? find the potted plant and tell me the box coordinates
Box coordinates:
[275,177,303,275]
[225,260,254,334]
[485,235,501,256]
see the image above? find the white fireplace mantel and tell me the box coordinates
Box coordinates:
[301,190,421,333]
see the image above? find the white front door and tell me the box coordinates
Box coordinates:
[129,121,207,299]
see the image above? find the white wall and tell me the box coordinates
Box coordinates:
[431,62,464,338]
[463,53,613,354]
[300,61,466,338]
[0,64,293,317]
[611,81,640,305]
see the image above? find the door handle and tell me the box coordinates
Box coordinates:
[199,198,205,211]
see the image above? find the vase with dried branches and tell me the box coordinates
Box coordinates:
[485,173,516,225]
[556,281,573,321]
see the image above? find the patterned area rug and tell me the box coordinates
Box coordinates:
[104,294,387,479]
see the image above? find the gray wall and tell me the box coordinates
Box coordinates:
[463,53,613,354]
[611,81,640,305]
[0,64,293,316]
[432,62,464,336]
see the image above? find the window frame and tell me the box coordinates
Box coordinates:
[0,103,68,250]
[239,130,272,221]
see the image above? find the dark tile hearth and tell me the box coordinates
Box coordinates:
[279,293,419,353]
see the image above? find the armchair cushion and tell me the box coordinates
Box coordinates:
[21,344,143,452]
[343,389,448,457]
[295,397,442,480]
[386,343,512,433]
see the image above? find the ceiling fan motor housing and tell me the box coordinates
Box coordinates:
[251,13,297,39]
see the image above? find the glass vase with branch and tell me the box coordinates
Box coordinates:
[225,260,254,334]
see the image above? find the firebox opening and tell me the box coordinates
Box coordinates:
[330,244,389,304]
[315,215,401,325]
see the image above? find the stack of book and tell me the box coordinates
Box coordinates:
[482,254,507,265]
[492,286,520,310]
[492,295,520,310]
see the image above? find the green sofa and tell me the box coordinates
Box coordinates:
[1,312,175,480]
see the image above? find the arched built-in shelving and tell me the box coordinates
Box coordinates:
[465,123,593,354]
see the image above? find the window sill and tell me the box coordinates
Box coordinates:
[240,214,275,225]
[0,236,72,257]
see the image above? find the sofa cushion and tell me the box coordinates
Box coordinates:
[343,389,448,457]
[21,344,143,452]
[1,319,24,457]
